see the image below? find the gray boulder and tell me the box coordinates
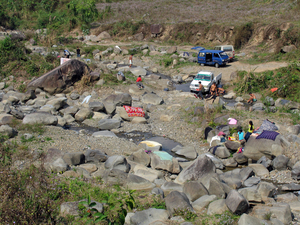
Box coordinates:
[225,190,249,215]
[192,195,218,212]
[98,119,121,130]
[238,187,262,203]
[10,109,24,119]
[60,201,80,217]
[151,187,164,198]
[165,191,193,215]
[161,181,183,192]
[207,199,228,215]
[74,108,93,122]
[272,155,289,170]
[0,125,17,138]
[63,106,79,116]
[103,94,132,114]
[141,93,163,105]
[70,92,80,100]
[89,101,104,112]
[171,145,197,160]
[183,181,209,202]
[23,112,58,125]
[105,155,130,173]
[50,158,69,173]
[128,149,151,166]
[257,156,272,169]
[63,153,85,166]
[150,151,180,174]
[291,161,300,180]
[92,131,118,138]
[46,97,67,110]
[281,45,297,53]
[126,174,155,190]
[257,181,277,200]
[175,155,216,184]
[130,66,147,77]
[282,183,300,191]
[130,208,169,225]
[85,149,108,163]
[243,135,287,161]
[243,177,261,187]
[209,146,230,159]
[203,153,225,170]
[238,213,262,225]
[225,140,241,151]
[233,152,248,164]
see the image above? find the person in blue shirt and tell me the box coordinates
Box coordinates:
[238,129,244,142]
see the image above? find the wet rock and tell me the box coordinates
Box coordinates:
[225,190,249,215]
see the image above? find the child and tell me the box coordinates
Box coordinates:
[247,92,257,104]
[238,129,244,142]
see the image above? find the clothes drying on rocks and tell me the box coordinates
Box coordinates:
[210,145,222,155]
[256,119,278,132]
[228,118,237,125]
[256,130,279,141]
[237,147,244,153]
[123,105,145,117]
[210,135,220,146]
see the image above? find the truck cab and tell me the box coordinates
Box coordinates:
[190,71,222,92]
[197,49,229,68]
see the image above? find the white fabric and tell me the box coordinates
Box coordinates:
[210,135,221,146]
[81,95,92,104]
[129,60,132,64]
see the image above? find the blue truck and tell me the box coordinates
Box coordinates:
[192,47,229,68]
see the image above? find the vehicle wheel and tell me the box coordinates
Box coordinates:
[215,63,219,68]
[200,63,205,67]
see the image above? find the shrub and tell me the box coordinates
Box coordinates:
[234,22,253,49]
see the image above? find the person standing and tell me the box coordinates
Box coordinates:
[129,54,133,67]
[77,47,80,58]
[195,81,204,100]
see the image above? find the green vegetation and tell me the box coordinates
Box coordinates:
[234,63,300,102]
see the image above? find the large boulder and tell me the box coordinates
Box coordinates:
[243,135,287,161]
[46,97,67,110]
[105,155,130,173]
[238,187,262,203]
[133,164,163,182]
[150,151,180,174]
[126,174,155,190]
[130,208,169,225]
[103,94,132,114]
[171,145,197,160]
[128,149,151,166]
[141,93,163,105]
[183,181,209,202]
[272,155,289,170]
[89,101,104,112]
[98,119,121,130]
[165,191,193,215]
[207,199,228,215]
[225,190,249,215]
[74,108,93,122]
[85,149,107,163]
[23,112,58,125]
[0,125,17,138]
[27,60,90,94]
[209,146,230,159]
[192,195,218,212]
[175,155,216,184]
[63,153,85,166]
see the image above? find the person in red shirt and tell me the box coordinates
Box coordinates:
[136,75,144,89]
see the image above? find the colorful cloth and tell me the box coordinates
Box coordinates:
[123,105,145,117]
[237,147,244,153]
[256,130,279,141]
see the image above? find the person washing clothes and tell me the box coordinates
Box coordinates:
[136,75,144,89]
[247,92,257,104]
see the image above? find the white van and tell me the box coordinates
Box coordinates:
[190,71,222,92]
[214,45,235,61]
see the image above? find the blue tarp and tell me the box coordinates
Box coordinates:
[191,46,205,51]
[153,151,173,161]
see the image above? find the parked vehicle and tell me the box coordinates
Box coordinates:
[190,71,222,92]
[197,49,229,68]
[214,45,235,61]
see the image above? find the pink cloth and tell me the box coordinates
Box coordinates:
[228,118,237,125]
[218,131,226,136]
[123,105,145,117]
